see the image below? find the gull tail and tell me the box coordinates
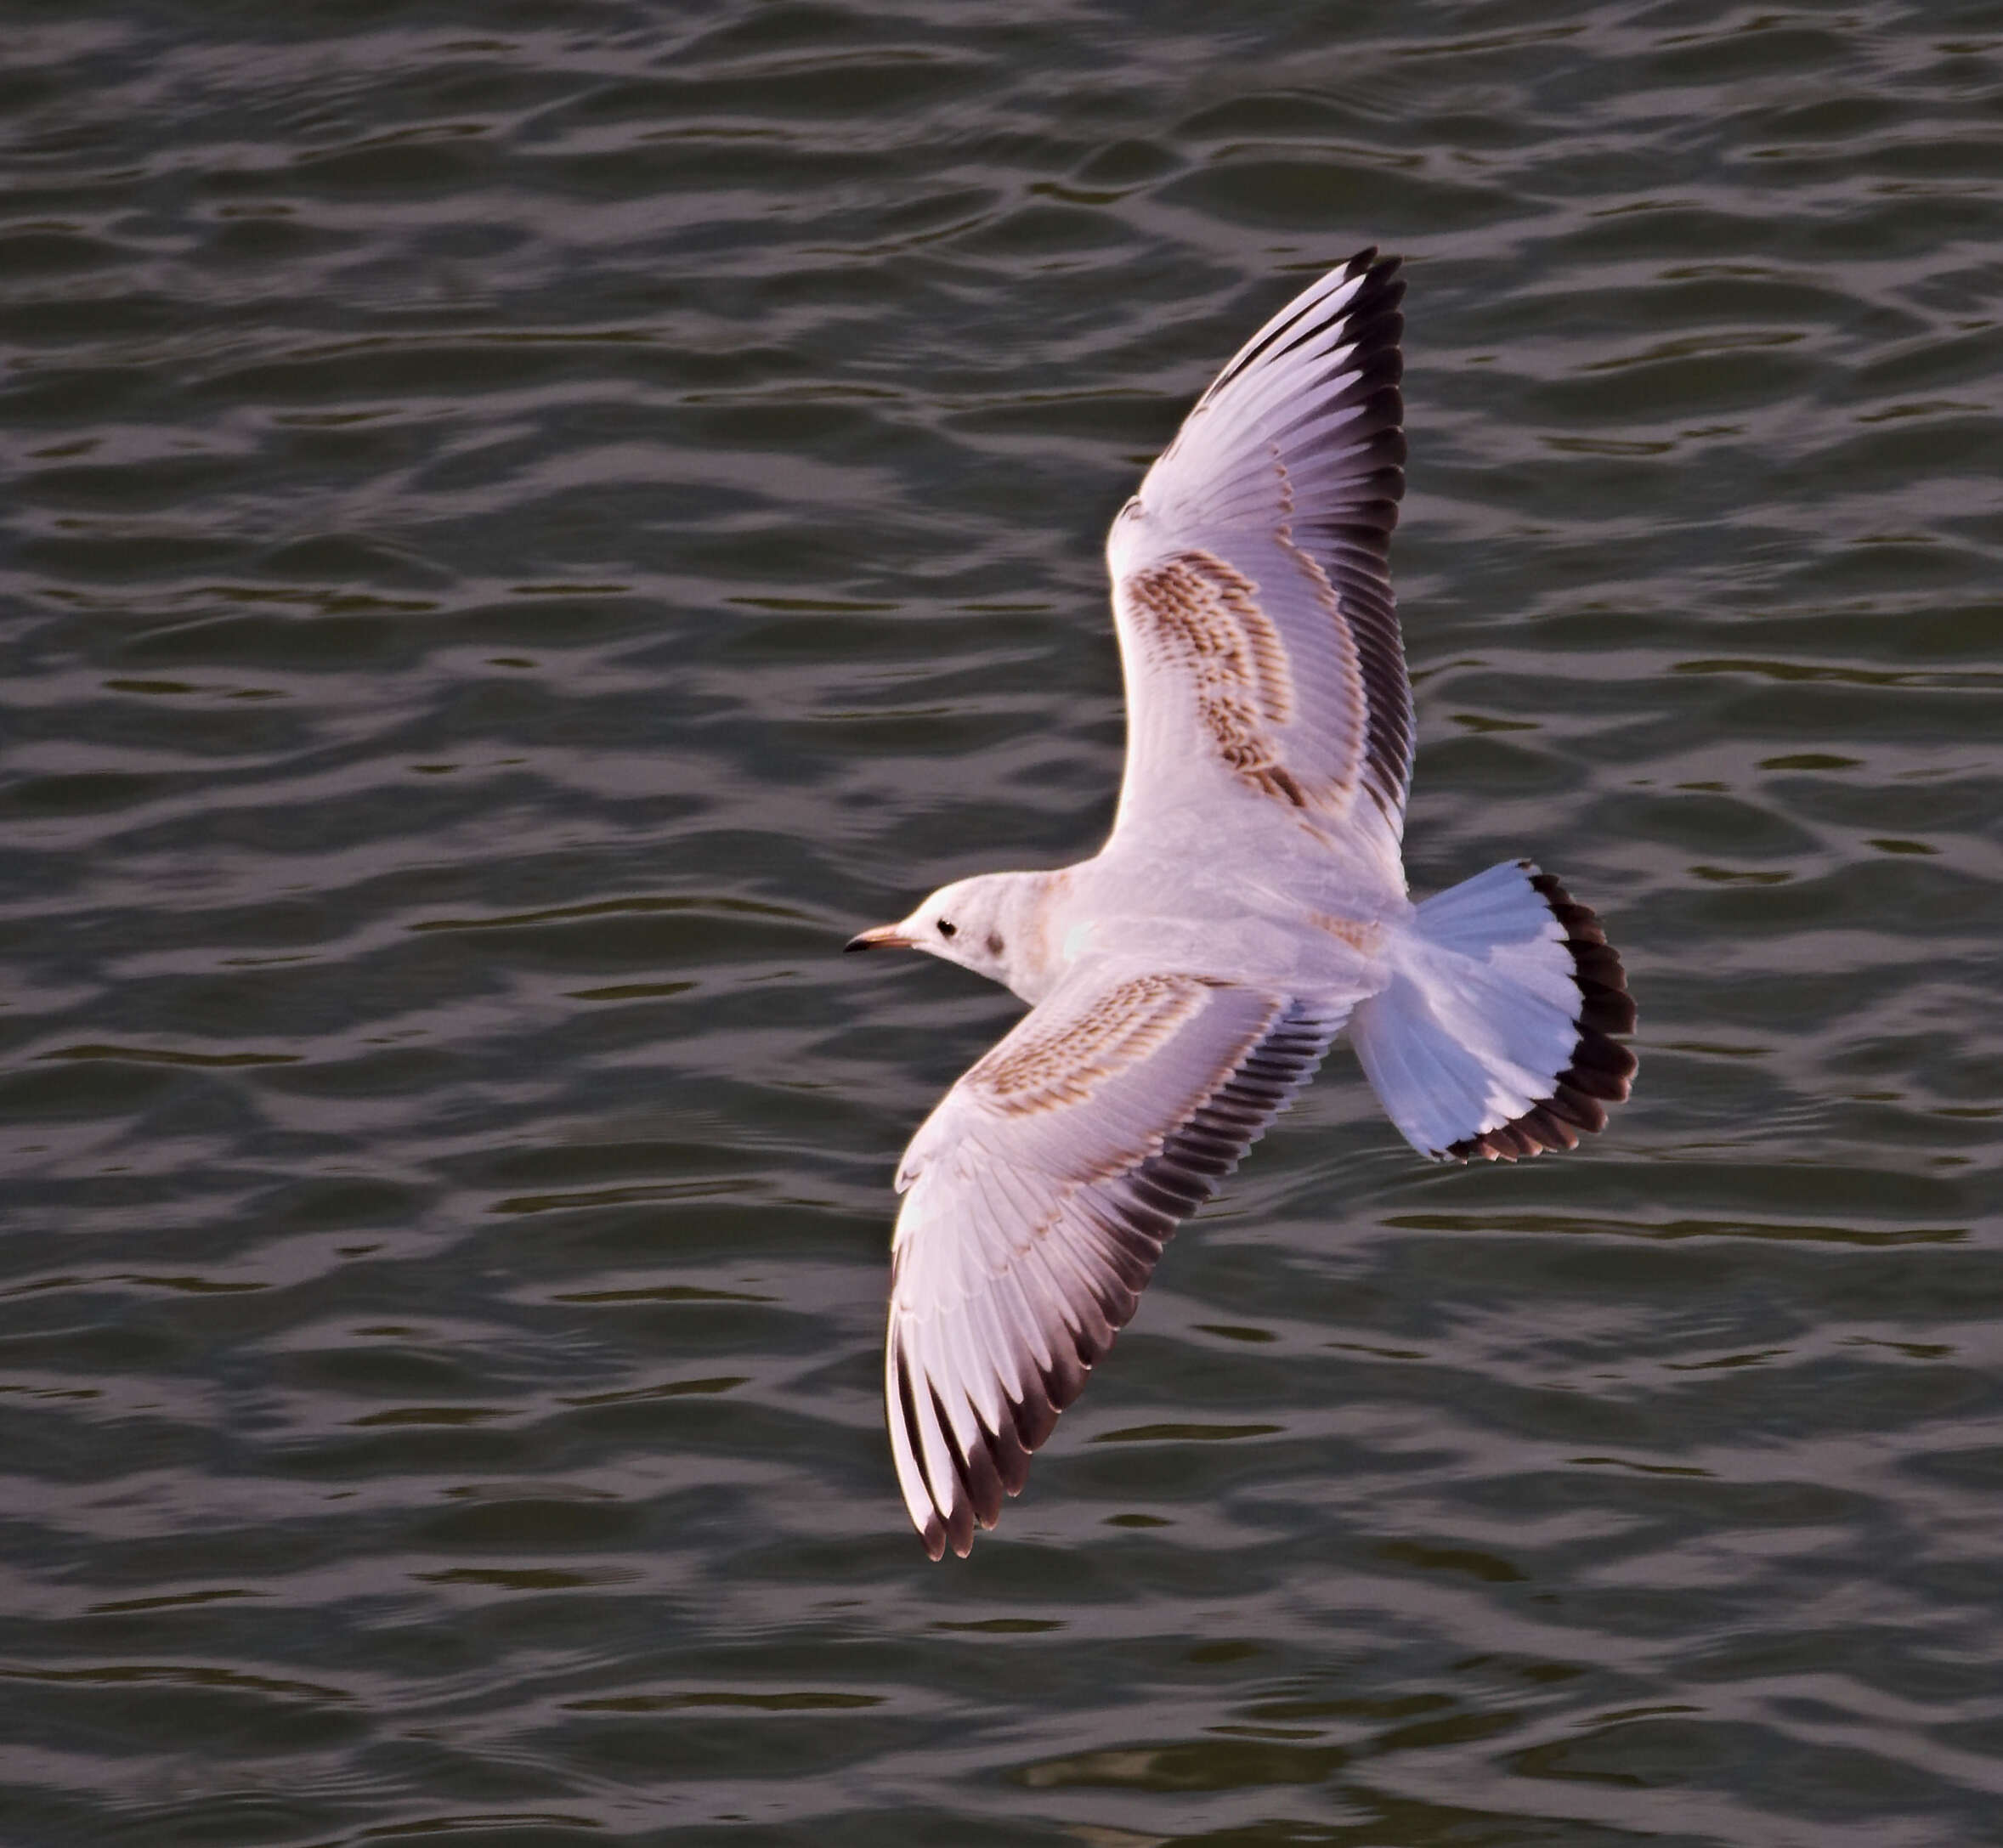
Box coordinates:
[1350,861,1636,1161]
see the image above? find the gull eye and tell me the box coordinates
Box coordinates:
[936,918,957,939]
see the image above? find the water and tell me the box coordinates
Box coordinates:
[3,3,2001,1842]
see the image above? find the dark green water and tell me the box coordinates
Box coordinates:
[3,3,2002,1843]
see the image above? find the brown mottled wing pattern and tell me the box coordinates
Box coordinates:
[885,967,1350,1558]
[1106,251,1410,876]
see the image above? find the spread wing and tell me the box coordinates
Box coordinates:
[884,964,1351,1558]
[1105,250,1410,879]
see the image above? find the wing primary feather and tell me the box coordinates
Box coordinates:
[1039,1229,1135,1342]
[958,1323,1010,1437]
[921,1317,987,1459]
[912,1360,962,1530]
[993,1262,1058,1378]
[1202,251,1382,404]
[965,1286,1027,1404]
[925,1382,977,1557]
[887,1332,948,1561]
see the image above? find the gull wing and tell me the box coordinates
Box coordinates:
[884,964,1351,1557]
[1105,251,1410,878]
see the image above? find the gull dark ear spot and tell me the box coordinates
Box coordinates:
[937,918,957,939]
[987,932,1004,956]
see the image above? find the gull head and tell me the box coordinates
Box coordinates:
[845,871,1055,999]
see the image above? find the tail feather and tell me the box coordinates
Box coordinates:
[1351,861,1636,1162]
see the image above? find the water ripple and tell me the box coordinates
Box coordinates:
[3,2,2001,1844]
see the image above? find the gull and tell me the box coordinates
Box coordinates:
[847,250,1636,1559]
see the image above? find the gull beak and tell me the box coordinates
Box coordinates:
[845,923,915,953]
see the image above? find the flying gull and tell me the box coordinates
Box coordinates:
[847,251,1637,1558]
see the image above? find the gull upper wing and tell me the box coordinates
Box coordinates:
[885,964,1352,1558]
[1105,250,1410,876]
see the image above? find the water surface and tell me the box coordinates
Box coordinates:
[3,3,2002,1843]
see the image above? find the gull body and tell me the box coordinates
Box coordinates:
[851,251,1637,1558]
[854,850,1406,1009]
